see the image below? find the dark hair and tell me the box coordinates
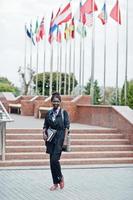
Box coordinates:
[51,92,61,102]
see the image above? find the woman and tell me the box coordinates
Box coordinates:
[43,92,70,191]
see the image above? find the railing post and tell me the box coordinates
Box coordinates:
[1,122,6,161]
[0,101,13,161]
[0,121,6,161]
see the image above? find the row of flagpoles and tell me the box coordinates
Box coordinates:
[23,0,128,105]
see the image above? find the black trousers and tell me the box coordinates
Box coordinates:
[50,153,63,184]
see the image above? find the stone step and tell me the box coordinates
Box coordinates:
[5,151,133,160]
[6,139,129,146]
[1,157,133,167]
[3,128,133,168]
[6,128,118,134]
[6,133,124,140]
[71,145,133,152]
[6,145,133,153]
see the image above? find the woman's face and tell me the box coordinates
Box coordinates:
[52,97,60,109]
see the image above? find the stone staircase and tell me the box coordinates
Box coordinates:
[1,128,133,167]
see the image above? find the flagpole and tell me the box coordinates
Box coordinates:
[103,23,107,104]
[115,2,120,105]
[35,42,39,94]
[24,24,27,75]
[69,17,75,96]
[115,25,119,105]
[29,21,33,95]
[125,0,128,105]
[23,24,27,95]
[90,1,95,104]
[78,0,83,96]
[59,40,62,94]
[30,23,33,70]
[42,38,46,96]
[64,40,67,95]
[82,35,85,95]
[49,43,53,96]
[103,1,107,104]
[79,34,82,95]
[72,38,75,95]
[68,39,72,95]
[56,40,59,92]
[78,0,82,95]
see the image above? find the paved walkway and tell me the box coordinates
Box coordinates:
[7,114,111,130]
[0,167,133,200]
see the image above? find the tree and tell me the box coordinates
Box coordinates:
[121,80,133,109]
[33,72,78,96]
[0,77,11,84]
[102,87,115,105]
[102,87,121,105]
[84,79,101,104]
[0,77,20,96]
[18,67,35,95]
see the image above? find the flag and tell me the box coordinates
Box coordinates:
[69,17,75,39]
[56,27,62,43]
[98,3,107,25]
[80,1,86,25]
[36,31,40,43]
[64,23,70,40]
[50,8,61,33]
[110,0,121,24]
[80,0,98,15]
[72,1,86,24]
[35,17,45,42]
[85,13,93,27]
[35,19,40,43]
[54,3,72,26]
[77,22,87,38]
[74,0,84,23]
[81,13,86,25]
[48,12,54,44]
[34,19,39,34]
[39,17,45,39]
[25,24,31,38]
[30,24,35,46]
[25,24,35,45]
[76,1,87,38]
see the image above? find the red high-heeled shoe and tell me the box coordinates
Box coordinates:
[50,184,58,191]
[59,177,64,189]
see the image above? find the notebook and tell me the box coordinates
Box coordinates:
[47,128,57,142]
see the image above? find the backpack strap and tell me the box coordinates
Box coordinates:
[61,109,70,133]
[61,108,64,123]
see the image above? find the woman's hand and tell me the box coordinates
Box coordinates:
[43,129,47,141]
[65,129,70,136]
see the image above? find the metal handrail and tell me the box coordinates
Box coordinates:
[0,101,13,122]
[0,101,13,161]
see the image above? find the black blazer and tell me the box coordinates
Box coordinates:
[43,108,70,154]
